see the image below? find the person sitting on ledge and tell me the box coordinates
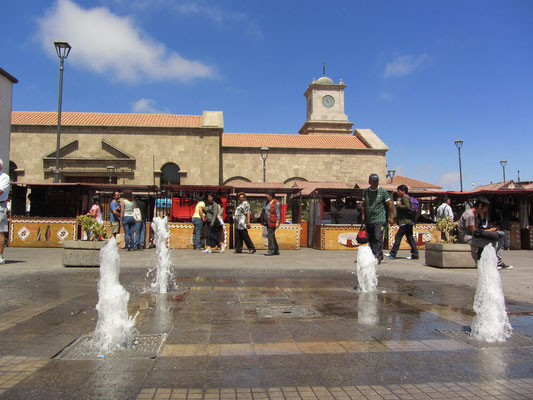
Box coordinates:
[457,197,513,270]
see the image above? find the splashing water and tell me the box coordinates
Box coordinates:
[150,217,174,293]
[358,292,379,325]
[471,244,512,342]
[356,245,378,292]
[92,237,137,354]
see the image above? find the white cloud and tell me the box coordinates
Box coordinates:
[131,98,170,113]
[384,53,428,79]
[438,171,460,187]
[37,0,215,83]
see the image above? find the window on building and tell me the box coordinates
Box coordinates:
[161,163,180,186]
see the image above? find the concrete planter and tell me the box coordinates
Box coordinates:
[63,240,106,267]
[425,242,476,268]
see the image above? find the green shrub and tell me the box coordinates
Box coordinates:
[77,215,109,240]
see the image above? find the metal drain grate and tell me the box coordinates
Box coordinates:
[256,305,321,318]
[438,329,533,349]
[54,334,166,360]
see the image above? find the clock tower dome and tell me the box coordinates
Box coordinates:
[299,76,354,135]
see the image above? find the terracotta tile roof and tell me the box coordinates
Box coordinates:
[472,181,527,191]
[386,175,442,189]
[11,111,203,128]
[222,133,367,149]
[294,181,350,196]
[355,175,442,190]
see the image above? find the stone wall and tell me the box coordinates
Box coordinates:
[10,125,222,185]
[222,147,386,186]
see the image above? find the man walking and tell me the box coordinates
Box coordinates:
[110,191,121,238]
[0,159,10,265]
[385,185,419,260]
[458,197,513,270]
[362,174,394,263]
[436,197,453,220]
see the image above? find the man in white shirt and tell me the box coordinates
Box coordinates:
[0,159,11,265]
[436,198,454,220]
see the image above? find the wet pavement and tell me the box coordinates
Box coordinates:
[0,247,532,399]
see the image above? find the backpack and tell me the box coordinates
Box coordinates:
[409,196,420,214]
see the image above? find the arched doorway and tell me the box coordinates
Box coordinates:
[9,161,17,182]
[160,163,180,186]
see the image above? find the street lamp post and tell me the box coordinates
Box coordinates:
[106,165,116,184]
[454,140,463,191]
[387,169,396,184]
[260,147,269,182]
[53,41,72,183]
[500,160,507,183]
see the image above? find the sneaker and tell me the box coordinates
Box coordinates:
[407,256,419,260]
[497,264,514,270]
[220,244,226,253]
[384,253,395,259]
[0,255,4,265]
[202,248,212,253]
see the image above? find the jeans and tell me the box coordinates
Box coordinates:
[134,221,146,248]
[122,216,136,249]
[192,217,204,249]
[390,224,419,258]
[468,231,505,266]
[267,227,279,254]
[365,222,386,262]
[235,228,255,253]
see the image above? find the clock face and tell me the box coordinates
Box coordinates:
[322,95,335,108]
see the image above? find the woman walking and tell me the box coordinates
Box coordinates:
[263,191,280,256]
[191,196,205,250]
[234,192,256,254]
[120,190,136,251]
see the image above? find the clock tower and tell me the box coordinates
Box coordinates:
[299,76,354,135]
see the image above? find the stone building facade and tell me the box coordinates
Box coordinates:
[10,76,388,187]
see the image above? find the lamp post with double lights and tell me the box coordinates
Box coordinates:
[260,147,269,182]
[500,160,507,183]
[106,165,116,184]
[454,140,463,192]
[387,169,396,184]
[53,41,72,183]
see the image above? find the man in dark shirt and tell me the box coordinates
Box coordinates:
[361,174,394,263]
[385,185,419,260]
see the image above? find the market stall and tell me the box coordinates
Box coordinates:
[8,183,158,248]
[228,183,303,250]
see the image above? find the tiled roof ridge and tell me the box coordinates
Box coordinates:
[12,111,203,128]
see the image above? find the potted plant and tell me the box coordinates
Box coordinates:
[62,216,109,267]
[425,217,476,268]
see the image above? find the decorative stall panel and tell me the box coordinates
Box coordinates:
[9,218,77,247]
[388,224,440,250]
[314,225,364,250]
[247,224,300,250]
[510,222,521,250]
[168,223,229,249]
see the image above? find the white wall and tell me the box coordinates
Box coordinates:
[0,74,15,168]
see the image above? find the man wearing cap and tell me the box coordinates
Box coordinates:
[0,159,10,265]
[362,173,394,263]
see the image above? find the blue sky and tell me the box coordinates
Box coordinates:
[2,0,532,189]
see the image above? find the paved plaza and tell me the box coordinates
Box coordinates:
[0,246,532,399]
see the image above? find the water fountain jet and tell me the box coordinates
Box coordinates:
[150,216,174,293]
[356,245,378,292]
[92,237,137,354]
[471,244,512,342]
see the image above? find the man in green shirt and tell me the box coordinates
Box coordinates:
[385,184,419,260]
[362,174,394,263]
